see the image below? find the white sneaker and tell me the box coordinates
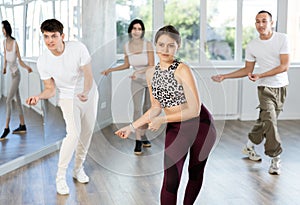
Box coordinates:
[56,177,69,195]
[269,157,281,175]
[73,168,89,183]
[242,146,262,161]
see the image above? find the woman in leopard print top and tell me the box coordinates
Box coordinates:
[115,25,216,205]
[151,59,187,108]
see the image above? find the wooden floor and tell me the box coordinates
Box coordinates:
[0,97,65,166]
[0,119,300,205]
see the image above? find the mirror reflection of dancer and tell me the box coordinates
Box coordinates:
[212,10,289,175]
[115,25,216,204]
[102,19,155,155]
[0,20,33,140]
[26,19,99,195]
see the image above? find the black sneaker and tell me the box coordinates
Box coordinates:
[12,124,27,134]
[0,128,10,140]
[134,140,143,155]
[142,136,151,147]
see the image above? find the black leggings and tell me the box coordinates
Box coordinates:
[160,104,216,205]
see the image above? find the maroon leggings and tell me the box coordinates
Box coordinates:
[160,104,216,205]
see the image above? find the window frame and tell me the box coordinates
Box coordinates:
[0,0,295,65]
[0,0,82,58]
[152,0,287,67]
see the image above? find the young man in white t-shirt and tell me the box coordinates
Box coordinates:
[211,10,289,175]
[26,19,99,194]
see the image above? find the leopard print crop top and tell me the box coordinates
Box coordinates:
[151,59,187,108]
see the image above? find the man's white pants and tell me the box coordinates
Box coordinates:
[57,86,99,179]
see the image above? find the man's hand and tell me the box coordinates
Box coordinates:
[77,92,88,102]
[248,73,260,82]
[27,67,33,73]
[115,125,132,139]
[26,96,40,105]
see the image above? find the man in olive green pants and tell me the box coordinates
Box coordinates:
[211,10,290,175]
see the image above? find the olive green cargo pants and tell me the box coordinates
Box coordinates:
[248,86,287,157]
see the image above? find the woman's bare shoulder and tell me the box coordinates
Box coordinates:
[177,62,191,73]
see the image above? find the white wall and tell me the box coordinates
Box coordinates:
[240,66,300,120]
[82,0,116,129]
[1,0,299,126]
[110,65,300,123]
[110,66,239,123]
[3,62,300,125]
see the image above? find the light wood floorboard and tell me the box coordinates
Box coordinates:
[0,120,299,205]
[0,97,65,166]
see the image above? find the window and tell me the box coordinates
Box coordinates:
[163,0,200,63]
[1,0,296,64]
[54,0,82,41]
[25,0,52,57]
[0,0,82,57]
[0,7,14,51]
[115,0,153,54]
[12,5,24,54]
[206,0,236,61]
[287,0,300,63]
[162,0,278,64]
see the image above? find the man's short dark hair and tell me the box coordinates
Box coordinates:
[40,19,64,35]
[258,10,272,21]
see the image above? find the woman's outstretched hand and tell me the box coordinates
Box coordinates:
[101,68,111,76]
[211,74,224,82]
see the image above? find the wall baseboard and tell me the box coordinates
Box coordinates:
[0,141,62,177]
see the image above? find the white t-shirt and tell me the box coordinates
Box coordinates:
[37,41,91,99]
[245,32,289,88]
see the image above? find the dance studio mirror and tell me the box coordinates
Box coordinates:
[0,60,66,176]
[0,0,84,176]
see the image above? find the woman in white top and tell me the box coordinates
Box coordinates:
[101,19,155,155]
[0,20,32,140]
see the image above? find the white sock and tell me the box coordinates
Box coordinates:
[246,140,255,149]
